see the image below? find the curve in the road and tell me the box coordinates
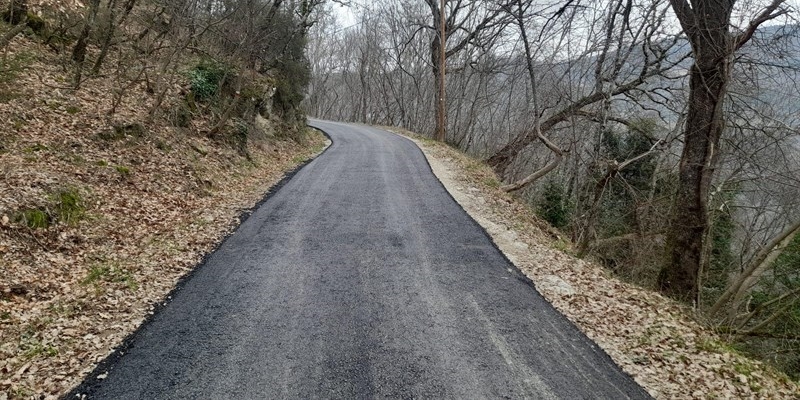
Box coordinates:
[71,120,651,399]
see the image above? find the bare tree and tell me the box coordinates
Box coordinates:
[659,0,792,303]
[423,0,509,140]
[488,0,682,186]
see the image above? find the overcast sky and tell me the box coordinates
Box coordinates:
[330,0,800,31]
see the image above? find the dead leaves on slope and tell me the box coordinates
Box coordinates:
[0,34,327,399]
[408,133,799,399]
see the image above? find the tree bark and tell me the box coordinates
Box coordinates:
[659,0,787,303]
[424,0,505,142]
[72,0,102,63]
[430,14,445,141]
[659,55,729,303]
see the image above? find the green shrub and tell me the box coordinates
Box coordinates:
[537,179,572,229]
[272,60,310,116]
[188,60,229,101]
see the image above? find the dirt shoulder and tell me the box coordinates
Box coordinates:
[388,128,799,399]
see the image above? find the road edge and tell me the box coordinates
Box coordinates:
[380,127,652,398]
[63,127,333,399]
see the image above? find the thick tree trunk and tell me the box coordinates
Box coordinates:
[658,0,789,303]
[659,46,730,303]
[656,0,759,303]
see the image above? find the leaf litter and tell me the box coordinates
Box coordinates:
[0,32,328,399]
[392,127,800,399]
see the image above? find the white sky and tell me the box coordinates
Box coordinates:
[331,0,800,31]
[332,1,358,27]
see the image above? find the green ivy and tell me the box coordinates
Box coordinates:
[188,60,229,101]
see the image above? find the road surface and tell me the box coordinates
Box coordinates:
[72,120,650,399]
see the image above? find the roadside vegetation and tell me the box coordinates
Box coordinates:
[394,127,799,398]
[309,0,800,384]
[0,0,329,396]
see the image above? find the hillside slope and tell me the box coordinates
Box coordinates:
[0,24,326,398]
[389,127,800,399]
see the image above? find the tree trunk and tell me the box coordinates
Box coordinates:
[92,0,137,75]
[659,56,729,303]
[3,0,27,25]
[72,0,101,63]
[72,0,102,87]
[430,30,445,141]
[658,0,738,304]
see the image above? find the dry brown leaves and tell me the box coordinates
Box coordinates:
[0,35,327,399]
[395,129,800,399]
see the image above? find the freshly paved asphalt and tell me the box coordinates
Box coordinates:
[73,120,650,399]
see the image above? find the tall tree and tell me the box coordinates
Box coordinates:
[659,0,790,303]
[423,0,507,141]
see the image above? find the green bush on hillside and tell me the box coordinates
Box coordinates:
[537,179,572,229]
[188,60,230,101]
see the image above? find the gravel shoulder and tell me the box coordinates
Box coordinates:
[388,127,800,399]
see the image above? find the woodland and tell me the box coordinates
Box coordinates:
[1,0,328,396]
[304,0,800,379]
[1,0,800,395]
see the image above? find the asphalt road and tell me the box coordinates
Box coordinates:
[73,120,650,399]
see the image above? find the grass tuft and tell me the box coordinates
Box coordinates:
[53,188,84,224]
[17,208,50,229]
[115,165,131,178]
[83,264,138,290]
